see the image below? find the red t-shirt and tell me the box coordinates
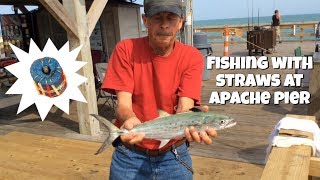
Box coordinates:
[102,37,204,149]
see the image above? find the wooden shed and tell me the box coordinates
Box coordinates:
[32,0,142,58]
[0,0,143,135]
[0,0,142,58]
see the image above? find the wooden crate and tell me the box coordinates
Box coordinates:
[261,114,320,179]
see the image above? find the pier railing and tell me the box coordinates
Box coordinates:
[194,21,319,43]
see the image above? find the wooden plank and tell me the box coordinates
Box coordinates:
[190,140,267,165]
[262,146,312,180]
[38,0,79,39]
[191,156,264,180]
[0,131,266,179]
[286,114,316,121]
[87,0,109,36]
[279,129,313,139]
[62,0,100,135]
[99,9,110,57]
[0,95,21,108]
[101,7,118,58]
[310,157,320,177]
[0,131,111,179]
[279,115,315,140]
[261,115,316,179]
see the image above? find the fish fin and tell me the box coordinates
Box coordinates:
[90,114,120,155]
[95,133,118,155]
[157,109,171,118]
[158,139,171,149]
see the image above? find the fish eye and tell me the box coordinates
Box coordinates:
[220,120,225,124]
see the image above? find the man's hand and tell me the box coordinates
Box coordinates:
[184,126,217,144]
[184,105,218,144]
[115,91,145,145]
[120,117,145,145]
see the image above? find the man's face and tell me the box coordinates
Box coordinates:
[143,12,183,48]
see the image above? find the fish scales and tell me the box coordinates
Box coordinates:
[133,114,207,139]
[91,111,236,155]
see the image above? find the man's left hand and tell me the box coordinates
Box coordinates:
[184,105,218,144]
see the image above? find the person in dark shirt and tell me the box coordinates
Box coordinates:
[272,10,281,43]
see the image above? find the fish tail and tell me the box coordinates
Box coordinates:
[90,114,120,155]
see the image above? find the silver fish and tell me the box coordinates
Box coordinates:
[91,111,236,155]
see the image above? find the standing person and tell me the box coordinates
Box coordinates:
[102,0,217,179]
[272,10,281,44]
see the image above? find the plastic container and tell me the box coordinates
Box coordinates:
[193,32,213,81]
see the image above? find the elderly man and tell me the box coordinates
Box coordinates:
[102,0,217,179]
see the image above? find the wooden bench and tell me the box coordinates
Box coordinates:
[261,114,320,180]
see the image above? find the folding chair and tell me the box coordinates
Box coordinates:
[95,63,117,113]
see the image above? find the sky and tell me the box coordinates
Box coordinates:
[0,5,38,14]
[0,0,319,20]
[134,0,320,20]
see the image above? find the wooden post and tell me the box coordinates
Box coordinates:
[308,62,320,121]
[262,146,312,179]
[310,157,320,177]
[39,0,109,135]
[63,0,107,136]
[99,11,110,58]
[87,0,109,36]
[181,0,193,46]
[261,114,319,179]
[186,0,193,46]
[301,27,304,42]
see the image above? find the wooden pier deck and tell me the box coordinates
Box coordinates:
[193,41,315,164]
[0,41,318,179]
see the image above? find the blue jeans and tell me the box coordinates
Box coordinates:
[109,143,193,180]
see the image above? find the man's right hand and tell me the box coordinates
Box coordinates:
[120,117,145,145]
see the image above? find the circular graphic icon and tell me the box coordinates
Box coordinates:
[30,57,67,97]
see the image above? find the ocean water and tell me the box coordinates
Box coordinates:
[194,13,320,27]
[194,13,320,43]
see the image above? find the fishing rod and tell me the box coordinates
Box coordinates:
[252,0,253,29]
[247,0,250,30]
[258,8,259,27]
